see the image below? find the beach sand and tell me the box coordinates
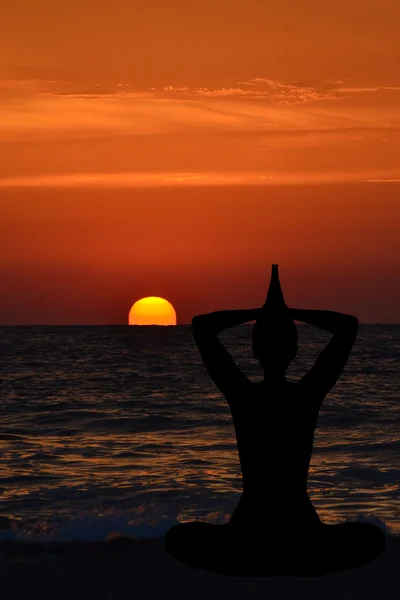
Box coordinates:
[0,535,398,599]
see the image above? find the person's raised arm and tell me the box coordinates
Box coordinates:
[289,308,358,394]
[289,308,358,334]
[192,309,261,402]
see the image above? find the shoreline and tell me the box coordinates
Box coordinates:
[1,535,399,599]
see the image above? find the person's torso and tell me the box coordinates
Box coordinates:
[229,381,325,495]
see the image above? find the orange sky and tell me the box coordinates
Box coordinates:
[1,1,399,324]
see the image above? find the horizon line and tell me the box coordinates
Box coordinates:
[1,322,398,327]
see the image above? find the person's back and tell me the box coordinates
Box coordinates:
[229,380,323,529]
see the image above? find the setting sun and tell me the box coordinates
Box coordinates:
[129,297,177,325]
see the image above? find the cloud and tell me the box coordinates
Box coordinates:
[1,169,400,188]
[1,76,399,142]
[0,76,398,185]
[161,80,400,103]
[158,79,344,102]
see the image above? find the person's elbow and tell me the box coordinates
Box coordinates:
[348,316,359,329]
[192,314,212,336]
[340,315,359,334]
[191,315,203,335]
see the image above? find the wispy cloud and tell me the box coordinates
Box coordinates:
[1,77,399,140]
[1,169,400,188]
[161,79,400,103]
[1,76,399,185]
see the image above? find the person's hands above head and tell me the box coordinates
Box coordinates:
[262,263,286,310]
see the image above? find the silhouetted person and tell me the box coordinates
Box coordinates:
[165,265,385,576]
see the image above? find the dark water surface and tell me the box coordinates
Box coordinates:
[0,325,398,541]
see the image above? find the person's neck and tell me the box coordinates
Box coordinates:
[263,371,287,385]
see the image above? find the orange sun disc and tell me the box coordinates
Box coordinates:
[128,297,177,325]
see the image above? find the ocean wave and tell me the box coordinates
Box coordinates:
[339,466,400,484]
[314,440,400,453]
[0,509,396,544]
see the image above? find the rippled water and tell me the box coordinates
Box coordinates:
[0,325,399,540]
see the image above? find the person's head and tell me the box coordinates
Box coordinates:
[252,319,298,375]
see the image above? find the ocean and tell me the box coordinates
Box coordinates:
[0,324,399,542]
